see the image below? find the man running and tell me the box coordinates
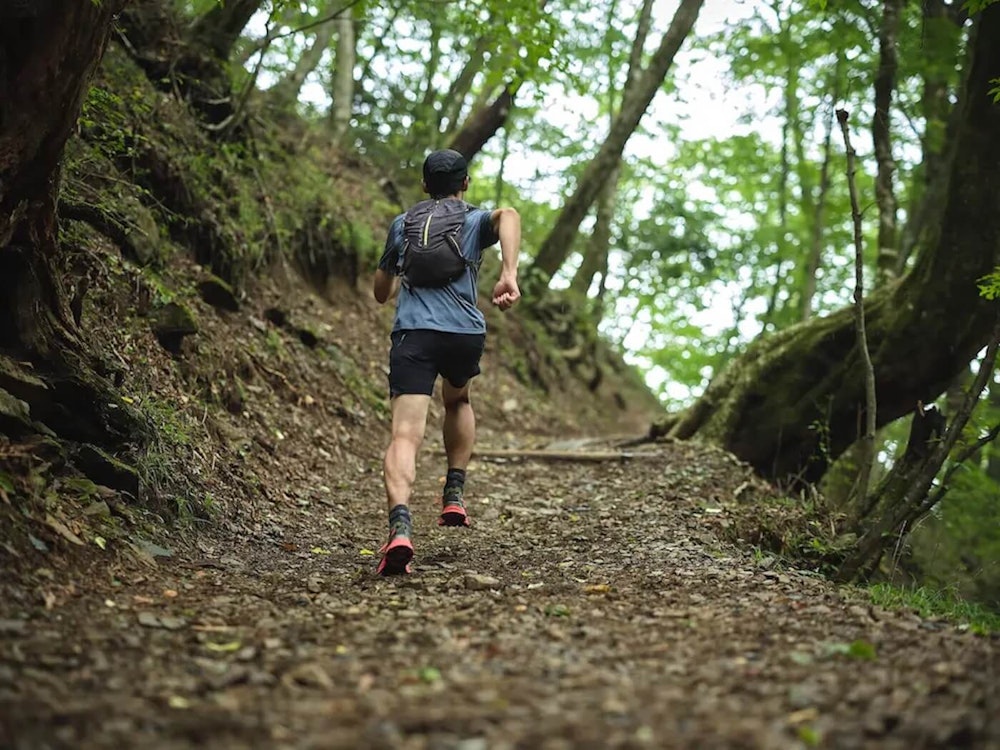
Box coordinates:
[372,149,521,575]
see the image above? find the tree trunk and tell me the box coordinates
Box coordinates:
[188,0,265,63]
[330,8,356,143]
[268,21,338,110]
[356,4,401,96]
[448,82,519,161]
[495,125,510,206]
[437,36,491,135]
[571,164,620,298]
[837,323,999,581]
[896,0,965,275]
[873,0,904,281]
[801,55,842,321]
[0,0,142,447]
[761,2,796,332]
[528,0,704,282]
[672,7,1000,485]
[568,0,648,301]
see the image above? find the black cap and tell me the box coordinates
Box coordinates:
[423,149,468,196]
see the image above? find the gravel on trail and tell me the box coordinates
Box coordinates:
[1,440,997,750]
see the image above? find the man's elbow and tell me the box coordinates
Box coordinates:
[494,206,520,233]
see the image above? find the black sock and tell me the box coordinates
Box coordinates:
[445,467,466,490]
[388,505,411,530]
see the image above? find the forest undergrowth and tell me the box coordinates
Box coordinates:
[1,34,998,750]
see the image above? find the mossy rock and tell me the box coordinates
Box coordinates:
[127,205,165,266]
[73,444,140,500]
[151,302,199,354]
[0,388,33,438]
[198,274,240,312]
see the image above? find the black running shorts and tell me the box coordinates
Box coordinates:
[388,330,486,397]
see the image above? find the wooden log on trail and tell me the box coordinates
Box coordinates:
[462,448,668,463]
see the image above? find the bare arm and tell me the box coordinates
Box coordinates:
[490,207,521,310]
[373,268,400,304]
[374,218,403,304]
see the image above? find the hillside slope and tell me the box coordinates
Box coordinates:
[1,41,997,750]
[0,42,659,562]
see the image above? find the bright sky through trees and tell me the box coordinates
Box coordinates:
[248,0,891,404]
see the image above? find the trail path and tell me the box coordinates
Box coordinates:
[1,441,997,749]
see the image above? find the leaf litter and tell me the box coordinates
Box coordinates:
[1,448,996,749]
[0,272,995,748]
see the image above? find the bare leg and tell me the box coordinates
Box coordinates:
[383,394,431,512]
[442,380,475,470]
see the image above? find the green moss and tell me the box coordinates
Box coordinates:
[864,583,1000,634]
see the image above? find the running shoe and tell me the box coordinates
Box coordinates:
[438,485,471,527]
[376,521,413,575]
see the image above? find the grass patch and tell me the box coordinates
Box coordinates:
[865,582,1000,635]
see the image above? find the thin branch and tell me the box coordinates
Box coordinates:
[219,7,274,136]
[262,0,366,44]
[917,420,1000,516]
[837,107,878,505]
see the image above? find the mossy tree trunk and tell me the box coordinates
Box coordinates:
[0,0,141,447]
[673,7,1000,485]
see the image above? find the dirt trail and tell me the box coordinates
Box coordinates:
[1,438,997,750]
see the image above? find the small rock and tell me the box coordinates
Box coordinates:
[848,605,872,620]
[0,619,26,634]
[283,662,334,690]
[602,696,628,715]
[83,500,111,517]
[137,611,161,628]
[464,574,501,591]
[159,616,187,631]
[788,683,820,709]
[136,611,186,630]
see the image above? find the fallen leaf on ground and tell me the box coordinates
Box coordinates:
[205,640,242,653]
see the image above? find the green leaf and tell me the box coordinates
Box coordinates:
[205,640,242,653]
[789,651,814,666]
[847,639,877,661]
[990,78,1000,104]
[822,639,877,660]
[977,268,1000,300]
[418,666,441,683]
[798,726,821,747]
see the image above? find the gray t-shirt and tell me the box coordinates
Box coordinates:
[378,204,499,334]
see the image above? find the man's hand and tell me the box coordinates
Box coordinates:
[492,274,521,311]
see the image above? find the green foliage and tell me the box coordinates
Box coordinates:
[990,79,1000,103]
[866,583,1000,634]
[965,0,1000,13]
[977,268,1000,299]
